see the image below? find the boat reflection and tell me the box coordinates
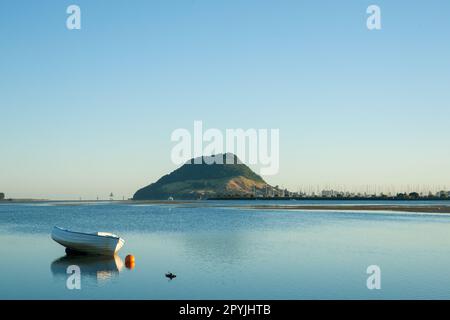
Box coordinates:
[51,254,124,284]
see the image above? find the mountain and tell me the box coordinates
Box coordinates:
[133,153,269,200]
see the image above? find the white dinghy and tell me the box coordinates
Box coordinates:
[51,226,125,256]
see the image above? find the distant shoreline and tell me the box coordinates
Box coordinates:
[238,204,450,214]
[207,197,450,201]
[1,198,450,213]
[3,197,450,204]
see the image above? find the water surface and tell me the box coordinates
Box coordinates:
[1,201,450,299]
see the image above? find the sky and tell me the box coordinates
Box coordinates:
[1,0,450,199]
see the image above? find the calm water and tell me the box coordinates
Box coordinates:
[1,201,450,299]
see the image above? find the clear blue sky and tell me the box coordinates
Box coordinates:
[1,1,450,199]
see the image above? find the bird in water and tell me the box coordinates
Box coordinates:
[165,272,176,280]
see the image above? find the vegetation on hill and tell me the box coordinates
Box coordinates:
[133,153,268,200]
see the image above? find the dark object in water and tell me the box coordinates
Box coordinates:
[165,272,176,280]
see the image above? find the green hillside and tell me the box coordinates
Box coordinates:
[133,153,268,200]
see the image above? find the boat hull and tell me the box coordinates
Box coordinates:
[51,227,125,256]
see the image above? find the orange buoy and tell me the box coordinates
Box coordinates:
[125,254,135,269]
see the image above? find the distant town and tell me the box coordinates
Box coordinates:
[2,189,450,202]
[210,185,450,201]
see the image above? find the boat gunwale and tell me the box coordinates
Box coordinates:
[53,226,124,241]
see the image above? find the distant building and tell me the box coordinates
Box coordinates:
[321,190,338,197]
[0,193,4,200]
[321,190,331,197]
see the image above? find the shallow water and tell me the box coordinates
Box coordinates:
[1,201,450,299]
